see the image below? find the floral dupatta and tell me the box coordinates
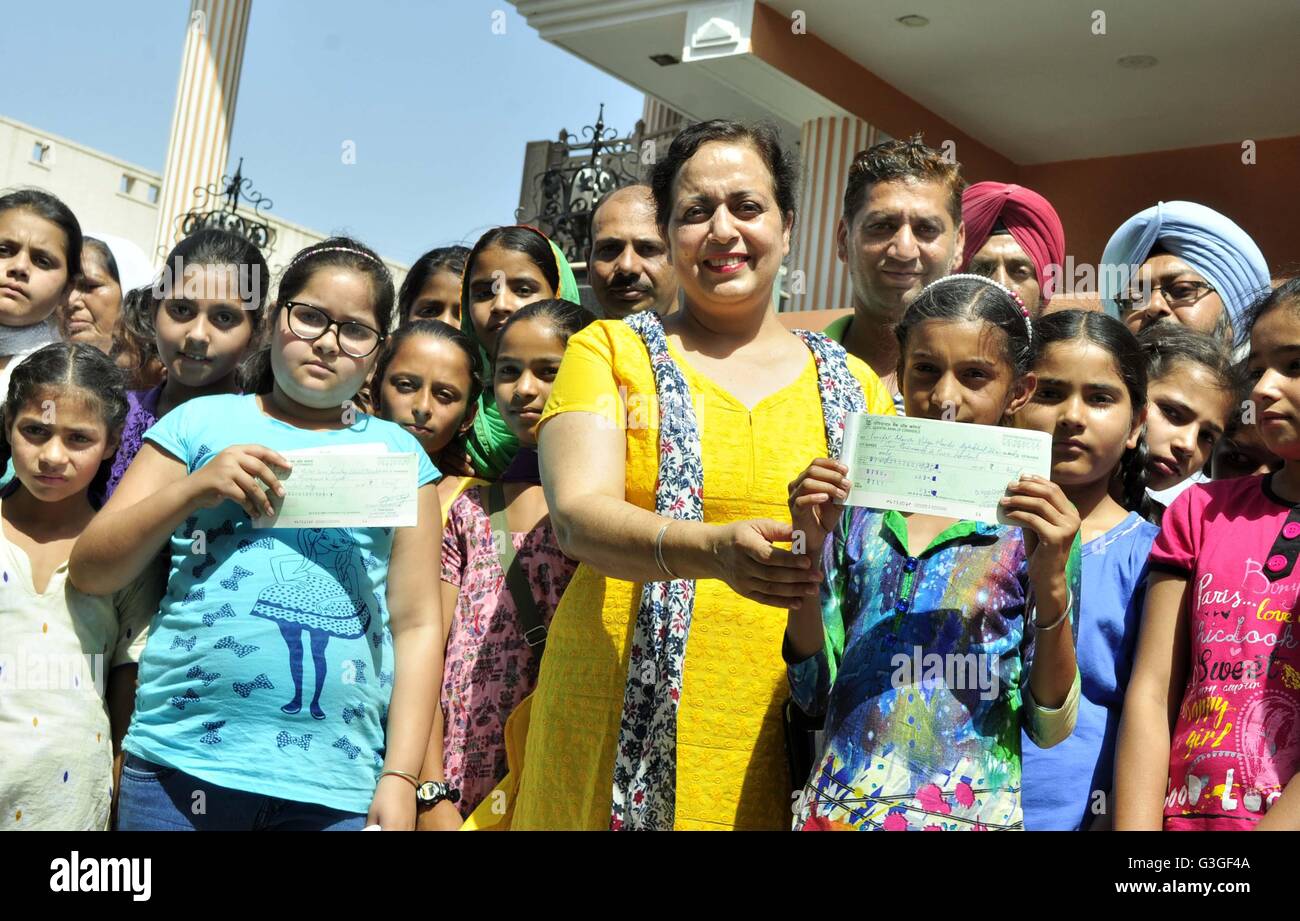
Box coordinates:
[611,310,867,830]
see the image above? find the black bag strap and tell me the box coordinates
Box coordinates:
[487,480,547,652]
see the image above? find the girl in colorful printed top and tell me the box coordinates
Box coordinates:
[99,229,268,502]
[1013,310,1158,830]
[785,274,1082,831]
[370,319,482,522]
[0,344,164,829]
[1115,278,1300,831]
[1136,323,1236,523]
[69,238,448,832]
[423,299,590,821]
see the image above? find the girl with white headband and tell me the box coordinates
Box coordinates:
[785,272,1082,831]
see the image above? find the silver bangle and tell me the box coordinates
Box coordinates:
[654,522,677,579]
[1032,589,1073,632]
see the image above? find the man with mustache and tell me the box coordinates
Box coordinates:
[587,185,678,319]
[1101,200,1270,347]
[823,135,967,413]
[959,181,1066,320]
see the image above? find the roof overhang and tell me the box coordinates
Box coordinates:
[513,0,848,143]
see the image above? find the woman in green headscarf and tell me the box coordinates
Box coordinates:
[459,225,581,478]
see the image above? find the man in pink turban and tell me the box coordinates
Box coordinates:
[960,181,1065,317]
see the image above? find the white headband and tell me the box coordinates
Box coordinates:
[289,245,385,270]
[918,273,1033,341]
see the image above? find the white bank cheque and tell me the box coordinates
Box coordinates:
[837,413,1052,526]
[252,446,419,529]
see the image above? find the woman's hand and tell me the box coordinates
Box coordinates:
[708,519,821,610]
[187,444,292,519]
[367,775,418,831]
[787,458,851,564]
[998,474,1080,603]
[415,800,466,831]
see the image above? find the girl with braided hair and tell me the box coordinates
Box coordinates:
[1012,309,1157,829]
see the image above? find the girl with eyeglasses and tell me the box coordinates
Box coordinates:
[70,237,449,831]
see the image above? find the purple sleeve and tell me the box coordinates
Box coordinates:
[100,388,160,503]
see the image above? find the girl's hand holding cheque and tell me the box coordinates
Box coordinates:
[187,444,293,519]
[782,457,851,660]
[998,473,1080,606]
[787,457,853,565]
[999,473,1079,711]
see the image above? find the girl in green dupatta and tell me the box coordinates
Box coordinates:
[459,226,581,478]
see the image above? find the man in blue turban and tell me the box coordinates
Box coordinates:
[1100,201,1270,343]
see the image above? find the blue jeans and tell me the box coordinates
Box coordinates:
[117,753,367,831]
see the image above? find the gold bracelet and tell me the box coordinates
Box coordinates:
[379,769,419,789]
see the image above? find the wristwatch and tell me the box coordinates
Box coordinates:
[415,780,461,808]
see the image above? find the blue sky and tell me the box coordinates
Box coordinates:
[6,0,646,264]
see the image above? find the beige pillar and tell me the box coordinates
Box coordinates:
[641,96,686,136]
[152,0,253,261]
[788,115,877,312]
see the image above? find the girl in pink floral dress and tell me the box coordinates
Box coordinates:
[438,299,592,815]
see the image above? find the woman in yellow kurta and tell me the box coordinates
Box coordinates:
[474,120,893,831]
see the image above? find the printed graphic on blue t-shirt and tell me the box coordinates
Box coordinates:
[123,394,438,813]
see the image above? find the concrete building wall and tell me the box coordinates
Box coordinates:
[3,117,161,256]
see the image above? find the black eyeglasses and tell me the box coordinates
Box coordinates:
[1116,280,1216,315]
[284,301,384,358]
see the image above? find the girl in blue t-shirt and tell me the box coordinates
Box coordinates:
[70,237,455,831]
[1013,309,1158,829]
